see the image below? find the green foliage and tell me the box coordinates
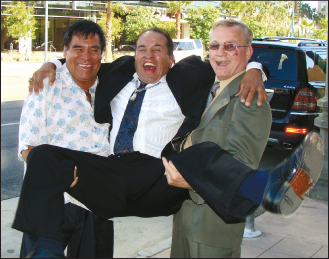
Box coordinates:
[124,6,160,42]
[2,1,38,41]
[300,2,314,20]
[111,2,127,16]
[156,21,176,39]
[186,1,293,46]
[165,1,192,12]
[241,1,292,37]
[311,17,328,40]
[300,18,315,37]
[186,4,219,49]
[244,20,272,38]
[300,2,325,24]
[97,12,124,42]
[165,1,192,39]
[219,1,247,19]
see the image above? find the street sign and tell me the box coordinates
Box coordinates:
[294,1,301,17]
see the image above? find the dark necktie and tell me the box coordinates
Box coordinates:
[113,80,147,155]
[205,82,220,108]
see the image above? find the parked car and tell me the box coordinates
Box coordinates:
[250,37,327,150]
[172,39,204,63]
[120,45,135,51]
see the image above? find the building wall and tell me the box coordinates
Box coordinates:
[1,1,225,52]
[318,1,328,18]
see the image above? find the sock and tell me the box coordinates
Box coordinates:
[236,170,269,205]
[36,236,64,256]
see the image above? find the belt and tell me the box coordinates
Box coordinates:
[189,189,206,205]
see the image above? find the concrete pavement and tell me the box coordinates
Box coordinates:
[152,196,328,258]
[1,196,327,258]
[1,61,46,102]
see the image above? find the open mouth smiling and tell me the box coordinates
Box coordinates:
[78,64,92,68]
[143,62,156,72]
[216,61,230,66]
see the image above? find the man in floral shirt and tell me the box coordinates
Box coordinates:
[18,20,113,258]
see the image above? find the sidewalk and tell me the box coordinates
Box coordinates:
[1,196,327,258]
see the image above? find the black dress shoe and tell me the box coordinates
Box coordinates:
[25,245,65,258]
[262,131,324,217]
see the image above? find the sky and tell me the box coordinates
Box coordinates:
[303,1,318,10]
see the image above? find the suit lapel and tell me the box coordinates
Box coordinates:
[194,73,245,131]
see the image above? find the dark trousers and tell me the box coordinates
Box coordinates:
[20,203,114,258]
[13,144,189,242]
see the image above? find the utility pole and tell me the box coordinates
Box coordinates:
[44,1,48,63]
[292,1,294,37]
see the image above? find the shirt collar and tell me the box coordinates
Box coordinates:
[214,69,246,90]
[62,63,99,92]
[132,72,167,86]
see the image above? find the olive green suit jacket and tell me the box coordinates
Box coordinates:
[172,72,272,252]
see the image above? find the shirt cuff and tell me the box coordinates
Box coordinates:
[18,145,27,161]
[246,61,267,82]
[49,59,62,70]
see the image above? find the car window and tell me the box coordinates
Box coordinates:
[305,50,326,82]
[193,39,203,49]
[251,48,298,81]
[174,42,186,50]
[186,42,195,50]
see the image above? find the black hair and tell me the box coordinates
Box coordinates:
[63,20,106,53]
[135,27,174,56]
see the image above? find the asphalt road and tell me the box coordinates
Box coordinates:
[1,100,24,200]
[1,62,44,200]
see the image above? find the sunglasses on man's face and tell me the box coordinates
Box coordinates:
[209,43,249,51]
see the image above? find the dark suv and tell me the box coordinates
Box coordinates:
[250,37,327,150]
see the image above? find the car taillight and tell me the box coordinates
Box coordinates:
[291,87,317,111]
[285,127,308,134]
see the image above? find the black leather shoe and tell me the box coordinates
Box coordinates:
[262,131,324,217]
[25,245,65,258]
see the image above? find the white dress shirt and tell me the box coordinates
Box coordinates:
[110,73,185,158]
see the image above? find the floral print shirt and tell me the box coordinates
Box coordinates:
[18,64,110,210]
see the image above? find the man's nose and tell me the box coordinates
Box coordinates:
[80,50,92,59]
[216,45,226,56]
[145,49,154,58]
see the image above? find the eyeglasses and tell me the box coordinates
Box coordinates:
[209,43,249,51]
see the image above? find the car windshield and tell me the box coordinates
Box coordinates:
[251,48,298,81]
[173,42,185,50]
[194,40,203,49]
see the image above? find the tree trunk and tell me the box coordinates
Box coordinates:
[105,1,113,62]
[175,9,181,39]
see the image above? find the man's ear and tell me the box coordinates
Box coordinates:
[169,55,174,68]
[246,46,253,62]
[63,47,67,58]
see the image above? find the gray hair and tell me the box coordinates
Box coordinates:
[209,19,253,46]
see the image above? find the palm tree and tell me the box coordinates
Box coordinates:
[166,1,192,39]
[300,18,315,38]
[104,1,126,62]
[220,1,247,19]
